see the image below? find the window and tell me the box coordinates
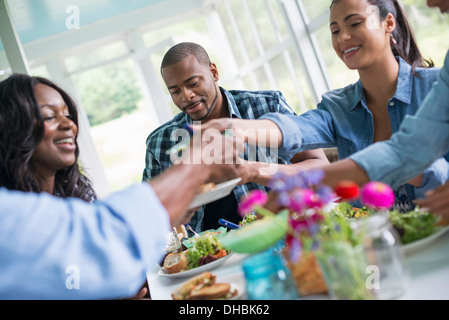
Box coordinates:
[70,56,152,191]
[215,0,321,113]
[6,0,445,196]
[0,38,12,82]
[304,0,449,92]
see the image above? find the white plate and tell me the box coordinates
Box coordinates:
[158,253,234,279]
[170,274,245,300]
[403,225,449,255]
[189,178,241,209]
[216,274,246,300]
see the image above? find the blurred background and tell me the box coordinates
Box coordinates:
[1,0,447,198]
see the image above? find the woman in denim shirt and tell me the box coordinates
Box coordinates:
[197,0,448,212]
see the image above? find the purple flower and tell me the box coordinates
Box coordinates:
[316,185,335,204]
[276,191,290,208]
[287,236,302,263]
[304,169,325,186]
[268,172,289,192]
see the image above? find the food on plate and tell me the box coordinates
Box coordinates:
[171,272,238,300]
[163,252,189,274]
[184,232,229,270]
[388,209,437,244]
[182,227,227,248]
[330,201,369,218]
[238,213,257,227]
[220,209,289,254]
[161,231,230,274]
[436,217,449,227]
[200,182,216,193]
[330,202,440,245]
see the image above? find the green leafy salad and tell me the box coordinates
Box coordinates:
[183,231,229,270]
[330,202,437,245]
[388,208,437,244]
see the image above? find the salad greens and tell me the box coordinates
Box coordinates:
[184,232,228,270]
[238,213,257,227]
[388,208,436,244]
[330,202,437,245]
[182,227,227,248]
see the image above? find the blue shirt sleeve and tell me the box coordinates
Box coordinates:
[414,158,449,198]
[350,49,449,188]
[259,112,303,161]
[0,183,170,299]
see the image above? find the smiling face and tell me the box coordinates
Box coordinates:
[31,83,78,177]
[162,54,221,122]
[329,0,396,70]
[427,0,449,13]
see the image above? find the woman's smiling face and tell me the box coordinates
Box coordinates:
[31,83,78,176]
[329,0,395,70]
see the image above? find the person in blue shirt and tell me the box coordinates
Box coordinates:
[0,133,240,299]
[142,42,329,232]
[321,0,449,218]
[195,0,448,212]
[0,74,96,202]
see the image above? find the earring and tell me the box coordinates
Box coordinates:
[391,34,397,45]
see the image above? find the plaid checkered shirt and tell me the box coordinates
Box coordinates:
[142,87,297,232]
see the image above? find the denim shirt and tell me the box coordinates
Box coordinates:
[0,184,170,299]
[263,57,448,211]
[351,50,449,187]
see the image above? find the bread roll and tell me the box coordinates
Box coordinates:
[163,252,188,274]
[171,272,216,300]
[189,283,231,300]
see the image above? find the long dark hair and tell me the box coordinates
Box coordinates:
[330,0,434,71]
[0,73,96,201]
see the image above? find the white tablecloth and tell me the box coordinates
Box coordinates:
[147,229,449,300]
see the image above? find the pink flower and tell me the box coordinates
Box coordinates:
[289,212,323,234]
[238,190,268,216]
[303,189,323,209]
[288,189,305,213]
[361,182,395,209]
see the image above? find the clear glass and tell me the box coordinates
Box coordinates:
[243,243,300,300]
[351,212,409,300]
[316,212,408,300]
[316,240,375,300]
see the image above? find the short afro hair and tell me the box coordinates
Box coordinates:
[161,42,211,72]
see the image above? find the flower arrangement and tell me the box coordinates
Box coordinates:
[221,170,397,299]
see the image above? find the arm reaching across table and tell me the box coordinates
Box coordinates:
[0,134,240,299]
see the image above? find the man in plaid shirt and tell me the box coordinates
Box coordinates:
[142,42,328,233]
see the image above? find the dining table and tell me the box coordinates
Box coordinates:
[147,227,449,300]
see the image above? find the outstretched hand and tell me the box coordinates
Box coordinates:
[414,182,449,220]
